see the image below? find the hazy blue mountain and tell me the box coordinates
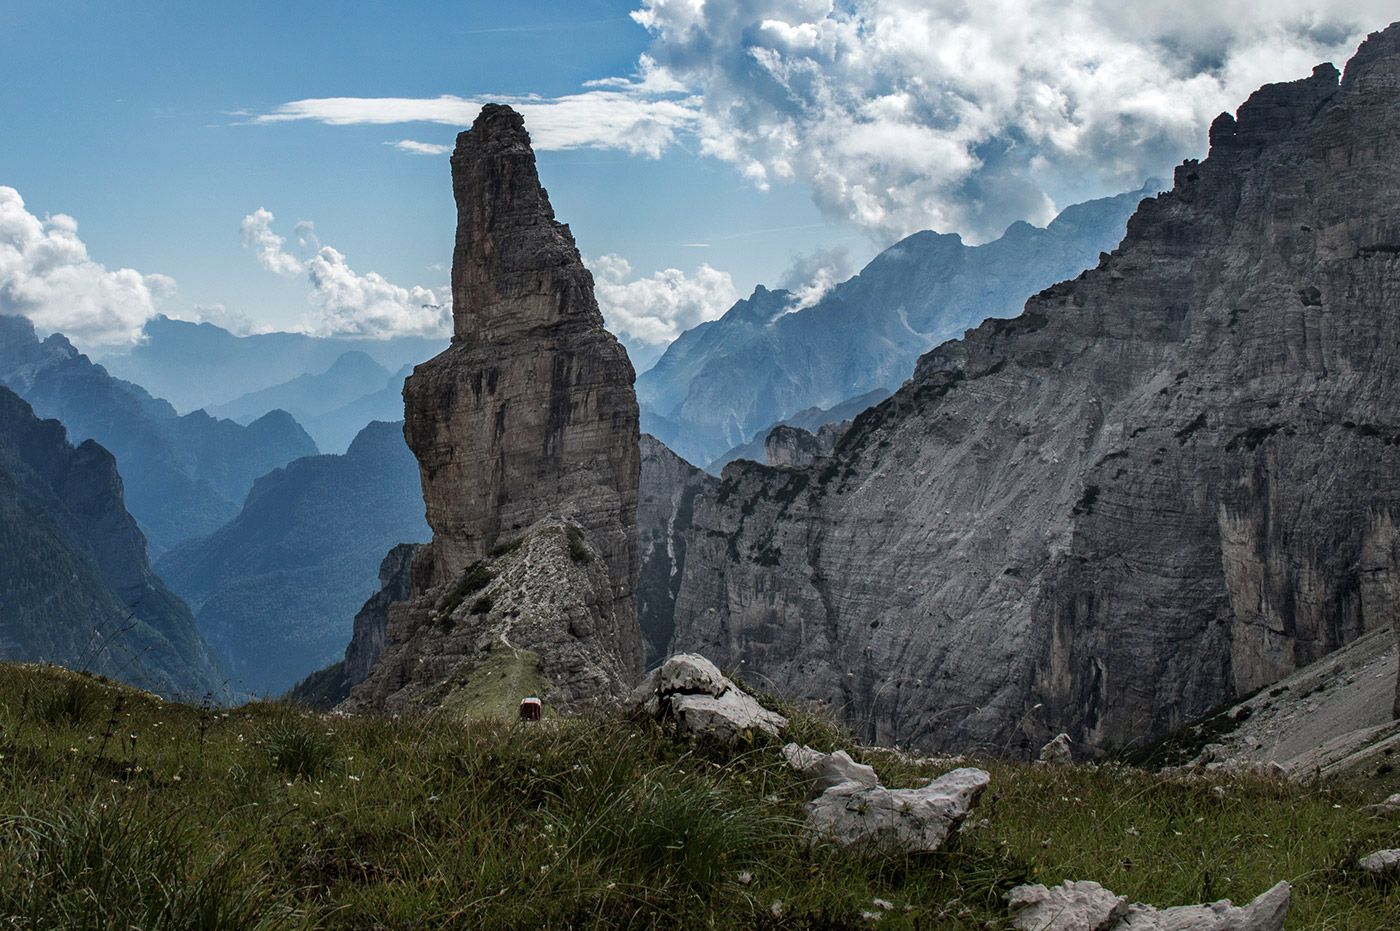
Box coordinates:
[97,316,446,413]
[0,315,318,555]
[155,421,429,698]
[0,385,227,698]
[303,364,414,454]
[207,350,391,422]
[637,183,1159,466]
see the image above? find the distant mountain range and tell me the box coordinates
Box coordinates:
[207,351,413,454]
[155,420,429,697]
[638,182,1160,466]
[0,316,318,555]
[0,385,226,698]
[96,315,444,414]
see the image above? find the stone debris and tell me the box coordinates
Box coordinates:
[1360,792,1400,816]
[1358,849,1400,874]
[804,767,989,854]
[1037,733,1074,765]
[782,743,879,797]
[1007,879,1290,931]
[626,654,788,741]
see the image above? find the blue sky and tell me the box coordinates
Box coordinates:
[0,1,1391,369]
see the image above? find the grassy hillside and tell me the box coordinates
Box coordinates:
[0,661,1397,929]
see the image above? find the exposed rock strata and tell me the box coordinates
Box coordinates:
[402,105,641,682]
[343,543,421,687]
[672,25,1400,754]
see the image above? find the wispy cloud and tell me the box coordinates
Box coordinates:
[246,64,701,159]
[0,186,173,349]
[387,139,453,156]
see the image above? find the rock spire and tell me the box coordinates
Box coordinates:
[397,103,643,687]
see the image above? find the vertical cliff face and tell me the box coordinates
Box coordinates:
[637,435,718,667]
[404,106,640,675]
[672,24,1400,755]
[349,104,641,713]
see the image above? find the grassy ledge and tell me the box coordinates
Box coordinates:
[1,662,1398,929]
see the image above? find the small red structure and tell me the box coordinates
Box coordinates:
[519,697,542,722]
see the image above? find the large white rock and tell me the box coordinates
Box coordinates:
[1037,733,1074,766]
[783,743,879,796]
[670,689,788,741]
[805,766,989,853]
[658,653,728,697]
[1008,879,1290,931]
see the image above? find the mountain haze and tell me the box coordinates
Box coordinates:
[155,421,429,697]
[0,316,318,555]
[638,183,1159,466]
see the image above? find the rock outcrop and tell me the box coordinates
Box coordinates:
[402,104,641,679]
[672,25,1400,754]
[764,421,848,468]
[341,520,634,714]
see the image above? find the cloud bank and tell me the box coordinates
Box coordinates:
[0,186,172,349]
[591,253,740,347]
[240,208,449,339]
[631,0,1392,242]
[250,3,1391,244]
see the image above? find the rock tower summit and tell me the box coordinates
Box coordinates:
[402,103,643,676]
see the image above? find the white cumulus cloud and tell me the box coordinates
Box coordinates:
[0,186,173,350]
[630,0,1392,242]
[591,253,740,347]
[240,208,450,339]
[240,207,304,277]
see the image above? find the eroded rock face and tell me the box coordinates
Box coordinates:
[672,25,1400,754]
[765,422,848,468]
[402,104,642,679]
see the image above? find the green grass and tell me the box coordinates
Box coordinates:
[1,661,1398,929]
